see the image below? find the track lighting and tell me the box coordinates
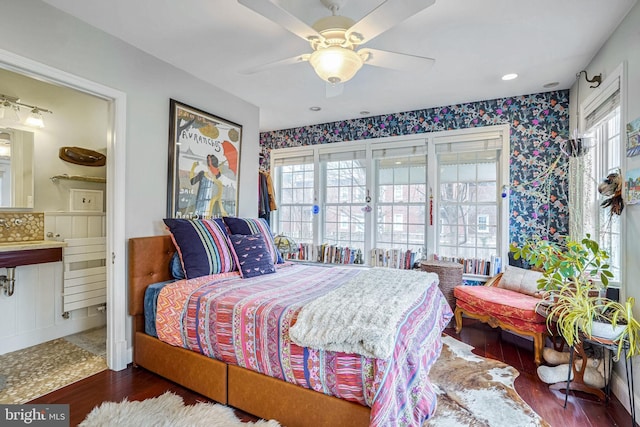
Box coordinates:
[0,94,52,128]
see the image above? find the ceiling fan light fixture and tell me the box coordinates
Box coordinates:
[309,46,363,84]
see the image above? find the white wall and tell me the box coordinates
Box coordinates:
[574,0,640,413]
[0,0,260,238]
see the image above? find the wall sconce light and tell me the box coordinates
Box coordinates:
[0,99,21,124]
[577,70,602,88]
[25,108,45,128]
[0,94,53,128]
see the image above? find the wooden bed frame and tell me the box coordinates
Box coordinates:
[128,235,370,427]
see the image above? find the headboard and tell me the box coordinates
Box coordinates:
[128,235,175,319]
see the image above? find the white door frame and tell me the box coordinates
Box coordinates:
[0,48,128,370]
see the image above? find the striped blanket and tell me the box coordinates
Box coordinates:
[155,264,452,426]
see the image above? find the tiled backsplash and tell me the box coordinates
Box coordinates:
[0,212,44,242]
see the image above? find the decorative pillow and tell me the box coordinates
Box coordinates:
[227,233,276,278]
[223,217,283,264]
[163,218,236,279]
[169,252,185,280]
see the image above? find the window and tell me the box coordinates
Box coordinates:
[576,70,622,285]
[272,154,315,245]
[321,151,366,250]
[374,145,428,253]
[270,126,509,268]
[583,107,622,282]
[434,135,506,261]
[477,214,489,233]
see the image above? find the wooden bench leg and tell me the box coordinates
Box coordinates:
[533,332,544,366]
[454,307,464,333]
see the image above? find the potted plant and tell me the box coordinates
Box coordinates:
[510,234,612,294]
[510,235,640,359]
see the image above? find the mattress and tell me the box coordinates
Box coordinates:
[149,264,452,426]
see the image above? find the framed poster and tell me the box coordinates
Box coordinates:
[167,99,242,218]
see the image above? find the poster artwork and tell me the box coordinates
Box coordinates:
[168,100,242,218]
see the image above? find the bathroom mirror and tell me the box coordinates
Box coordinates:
[0,128,34,208]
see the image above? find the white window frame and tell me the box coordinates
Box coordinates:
[270,125,510,267]
[576,63,626,287]
[428,125,510,262]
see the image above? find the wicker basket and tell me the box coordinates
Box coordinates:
[420,260,463,316]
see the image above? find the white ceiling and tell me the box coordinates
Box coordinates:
[43,0,637,132]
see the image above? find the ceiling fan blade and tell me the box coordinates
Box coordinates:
[326,82,344,98]
[240,54,310,75]
[359,48,435,71]
[346,0,436,45]
[238,0,324,42]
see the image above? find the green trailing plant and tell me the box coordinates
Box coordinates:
[511,234,640,359]
[598,297,640,359]
[546,279,598,348]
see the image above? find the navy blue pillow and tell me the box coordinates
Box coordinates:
[227,233,276,278]
[223,217,283,264]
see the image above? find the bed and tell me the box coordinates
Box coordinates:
[129,233,452,427]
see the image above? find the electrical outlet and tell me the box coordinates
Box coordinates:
[70,189,104,212]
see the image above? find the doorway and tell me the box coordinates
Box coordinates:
[0,48,127,370]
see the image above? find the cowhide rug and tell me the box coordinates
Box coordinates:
[427,335,549,426]
[80,336,547,427]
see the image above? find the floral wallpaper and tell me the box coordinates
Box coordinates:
[260,90,570,246]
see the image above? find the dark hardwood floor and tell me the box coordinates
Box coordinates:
[447,320,636,427]
[30,320,636,426]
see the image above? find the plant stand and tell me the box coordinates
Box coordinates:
[552,336,636,427]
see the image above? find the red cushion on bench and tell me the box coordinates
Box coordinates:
[454,285,545,323]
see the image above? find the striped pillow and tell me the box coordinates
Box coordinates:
[223,217,283,264]
[163,218,236,279]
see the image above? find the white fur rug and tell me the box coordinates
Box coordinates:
[79,392,280,427]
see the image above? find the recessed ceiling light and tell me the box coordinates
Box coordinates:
[543,82,560,88]
[309,106,321,112]
[360,110,370,115]
[501,73,518,81]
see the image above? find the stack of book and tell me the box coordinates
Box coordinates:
[315,244,364,265]
[431,254,502,276]
[369,248,419,270]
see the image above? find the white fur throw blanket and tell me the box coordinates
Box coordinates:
[289,267,439,359]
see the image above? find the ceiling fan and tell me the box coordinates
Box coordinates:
[238,0,436,96]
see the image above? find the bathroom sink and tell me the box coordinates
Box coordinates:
[0,240,67,252]
[0,241,66,267]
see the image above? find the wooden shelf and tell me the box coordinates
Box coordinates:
[50,174,106,184]
[463,273,491,281]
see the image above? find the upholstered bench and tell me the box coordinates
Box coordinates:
[453,266,547,365]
